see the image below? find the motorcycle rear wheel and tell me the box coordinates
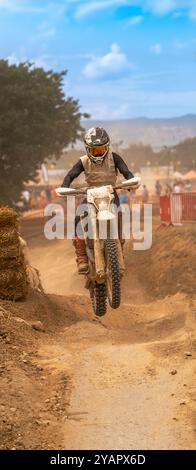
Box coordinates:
[90,282,107,316]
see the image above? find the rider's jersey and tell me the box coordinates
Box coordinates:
[80,151,116,187]
[62,152,134,188]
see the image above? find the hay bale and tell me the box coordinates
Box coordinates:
[0,242,20,260]
[0,268,28,300]
[0,241,21,269]
[0,257,22,270]
[0,207,28,301]
[0,227,19,246]
[0,207,18,228]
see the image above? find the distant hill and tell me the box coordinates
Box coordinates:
[53,136,196,172]
[81,115,196,149]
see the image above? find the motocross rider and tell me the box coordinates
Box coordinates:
[61,127,134,274]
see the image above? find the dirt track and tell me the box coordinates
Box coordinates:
[27,236,196,450]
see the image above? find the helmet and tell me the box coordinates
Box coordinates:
[84,127,110,165]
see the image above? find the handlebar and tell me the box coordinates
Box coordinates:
[56,187,87,197]
[56,177,141,197]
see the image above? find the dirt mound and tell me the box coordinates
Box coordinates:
[0,290,78,450]
[125,224,196,298]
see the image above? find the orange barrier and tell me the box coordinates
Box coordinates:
[160,193,196,225]
[160,195,171,225]
[181,193,196,222]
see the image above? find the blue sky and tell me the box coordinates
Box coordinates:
[0,0,196,119]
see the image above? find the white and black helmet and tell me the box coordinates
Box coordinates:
[84,127,110,164]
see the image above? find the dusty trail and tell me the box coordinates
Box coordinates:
[29,237,196,450]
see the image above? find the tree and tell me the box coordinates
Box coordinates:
[121,143,155,170]
[172,137,196,169]
[0,60,89,206]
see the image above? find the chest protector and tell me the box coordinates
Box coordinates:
[80,151,117,187]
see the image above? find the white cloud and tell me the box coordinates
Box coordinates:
[75,0,196,21]
[6,51,56,70]
[150,43,163,55]
[125,15,143,26]
[0,0,46,13]
[7,53,21,65]
[1,0,196,21]
[0,0,67,15]
[144,0,177,16]
[32,54,56,69]
[68,71,196,119]
[83,88,196,119]
[83,43,132,79]
[75,0,130,19]
[87,102,129,120]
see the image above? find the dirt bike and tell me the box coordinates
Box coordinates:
[56,177,140,316]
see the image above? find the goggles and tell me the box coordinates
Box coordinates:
[88,145,109,157]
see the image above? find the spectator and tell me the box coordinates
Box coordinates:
[45,186,52,202]
[155,180,162,197]
[141,185,149,203]
[118,189,129,204]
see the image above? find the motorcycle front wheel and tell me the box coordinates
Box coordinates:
[105,239,121,309]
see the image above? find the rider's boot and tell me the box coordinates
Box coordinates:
[73,237,89,274]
